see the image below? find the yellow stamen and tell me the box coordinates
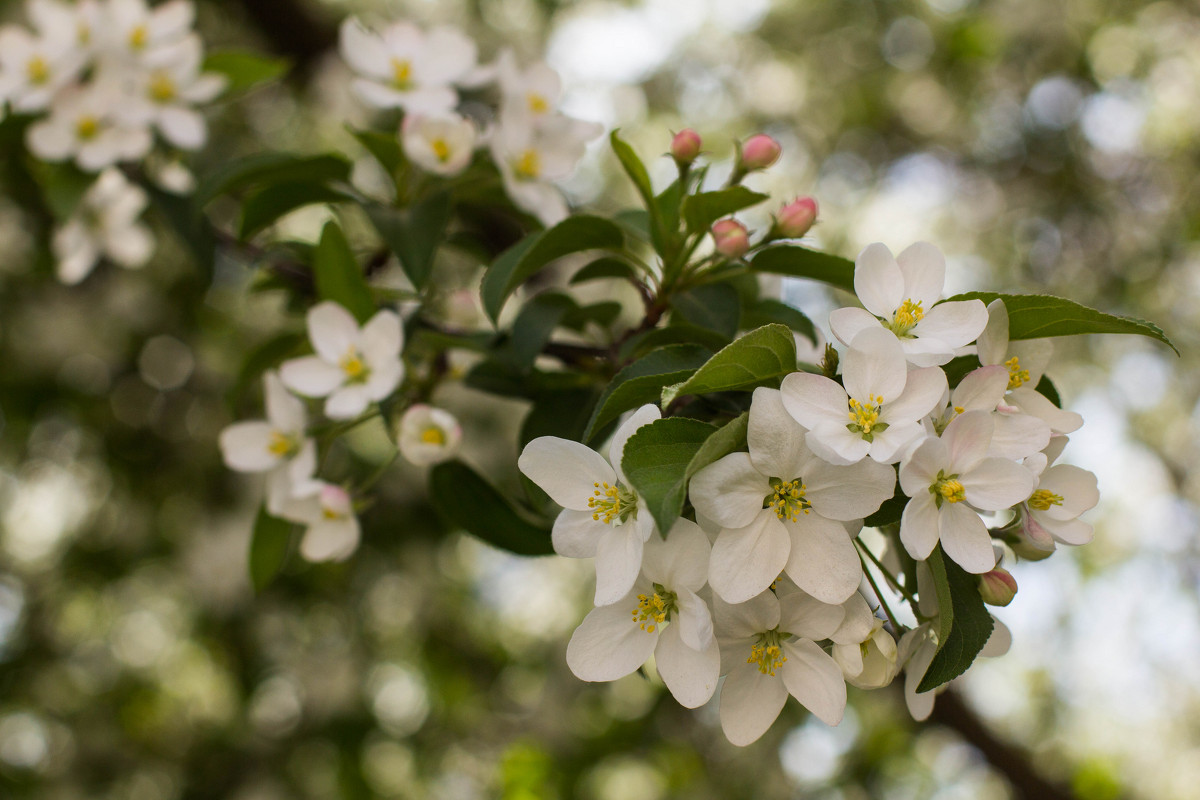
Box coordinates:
[936,478,966,504]
[76,115,100,141]
[1028,489,1063,510]
[587,481,636,525]
[430,138,451,162]
[129,24,147,51]
[1005,356,1030,390]
[322,507,342,520]
[267,431,298,457]
[747,643,787,676]
[890,298,925,336]
[527,93,548,113]
[391,58,412,89]
[149,72,176,103]
[767,478,810,522]
[514,149,540,179]
[27,56,50,85]
[630,590,674,633]
[419,426,446,446]
[339,348,370,382]
[847,394,888,441]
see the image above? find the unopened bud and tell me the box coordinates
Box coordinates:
[775,197,818,238]
[1010,513,1056,561]
[739,134,781,171]
[821,343,839,378]
[671,128,702,165]
[979,567,1018,606]
[711,219,750,258]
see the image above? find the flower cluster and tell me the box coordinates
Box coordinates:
[519,239,1099,746]
[219,301,463,562]
[339,15,602,225]
[0,0,226,282]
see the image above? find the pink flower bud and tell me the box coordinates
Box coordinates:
[775,197,818,238]
[979,567,1018,606]
[739,134,781,171]
[711,219,750,258]
[671,128,702,164]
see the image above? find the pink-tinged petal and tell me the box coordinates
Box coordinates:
[989,412,1051,460]
[748,387,808,479]
[218,421,277,472]
[719,664,788,746]
[938,502,995,573]
[265,371,305,433]
[689,453,769,530]
[867,422,926,465]
[962,458,1035,510]
[158,106,206,150]
[279,356,344,397]
[895,241,946,309]
[805,458,896,521]
[844,327,907,403]
[566,597,658,682]
[882,366,947,424]
[828,306,879,347]
[942,410,994,474]
[913,300,988,348]
[784,514,861,604]
[713,590,781,642]
[518,437,615,510]
[806,424,871,466]
[593,525,644,606]
[673,587,714,651]
[781,639,847,726]
[307,301,360,363]
[656,622,720,708]
[361,310,402,362]
[708,513,790,604]
[300,516,361,562]
[975,300,1009,367]
[778,587,846,641]
[899,437,947,495]
[780,372,847,431]
[551,509,601,558]
[952,366,1009,411]
[854,242,905,318]
[1009,339,1053,386]
[900,493,940,560]
[642,518,710,592]
[1009,387,1083,434]
[324,385,372,419]
[1038,464,1099,520]
[903,633,938,721]
[609,404,661,484]
[1037,515,1093,546]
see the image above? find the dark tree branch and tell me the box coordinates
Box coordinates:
[216,0,338,77]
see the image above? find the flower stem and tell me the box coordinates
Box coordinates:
[856,539,920,608]
[858,549,903,634]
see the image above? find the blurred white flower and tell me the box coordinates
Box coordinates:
[401,112,477,176]
[491,112,601,226]
[101,0,195,65]
[0,22,85,113]
[279,483,362,563]
[26,82,152,170]
[496,49,562,123]
[115,34,226,150]
[396,405,462,466]
[51,168,154,284]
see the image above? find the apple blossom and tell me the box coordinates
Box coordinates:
[52,168,154,284]
[102,0,196,64]
[278,483,362,563]
[496,49,562,122]
[927,364,1051,460]
[0,22,84,112]
[115,34,226,150]
[26,83,153,170]
[401,112,477,177]
[1019,446,1100,550]
[830,594,899,689]
[490,112,601,226]
[396,405,462,467]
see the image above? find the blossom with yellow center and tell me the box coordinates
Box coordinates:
[149,73,177,103]
[75,115,100,141]
[747,630,788,675]
[847,393,889,441]
[766,478,810,522]
[527,92,549,113]
[339,348,370,383]
[588,481,637,525]
[129,24,148,51]
[1028,489,1063,510]
[26,56,49,85]
[268,431,300,458]
[514,149,540,179]
[390,58,412,89]
[889,298,925,336]
[630,586,677,633]
[419,426,446,446]
[1005,356,1030,389]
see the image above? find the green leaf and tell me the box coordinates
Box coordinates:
[750,245,856,293]
[481,215,625,321]
[570,256,637,285]
[561,301,623,331]
[670,283,741,339]
[364,192,452,288]
[509,292,576,368]
[684,412,749,480]
[1035,375,1061,407]
[660,324,797,406]
[350,128,405,177]
[313,221,375,324]
[584,345,712,441]
[519,387,600,448]
[621,417,717,534]
[683,186,770,233]
[944,292,1178,355]
[195,152,352,207]
[613,209,651,241]
[610,129,655,209]
[465,359,593,399]
[619,324,731,360]
[144,182,217,270]
[248,506,294,592]
[742,299,817,344]
[917,547,995,692]
[203,50,290,95]
[863,484,907,529]
[26,159,94,218]
[428,460,553,556]
[239,181,350,239]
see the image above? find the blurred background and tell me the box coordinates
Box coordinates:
[1,0,1198,797]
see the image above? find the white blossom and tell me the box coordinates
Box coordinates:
[278,483,362,563]
[51,168,154,284]
[830,593,898,689]
[491,112,601,226]
[396,404,462,466]
[401,112,477,176]
[280,302,405,420]
[26,82,153,170]
[100,0,195,65]
[1019,444,1099,551]
[0,22,84,113]
[114,34,226,150]
[927,364,1051,461]
[495,49,561,123]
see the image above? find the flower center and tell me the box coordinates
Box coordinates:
[78,22,91,45]
[631,585,676,633]
[149,72,176,102]
[514,149,540,179]
[391,59,412,89]
[129,24,147,51]
[430,137,451,162]
[747,629,788,676]
[339,348,371,383]
[930,470,965,507]
[1005,356,1030,390]
[268,430,299,458]
[27,56,49,85]
[847,394,889,441]
[766,478,810,522]
[527,92,548,113]
[588,481,637,525]
[76,115,100,141]
[890,299,924,336]
[1028,489,1063,510]
[419,426,445,445]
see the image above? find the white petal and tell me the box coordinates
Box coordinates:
[989,412,1051,460]
[962,458,1035,510]
[903,635,938,721]
[719,664,788,746]
[781,639,847,726]
[895,241,946,309]
[1009,387,1083,434]
[339,18,391,79]
[899,436,947,495]
[306,301,360,363]
[300,516,361,562]
[103,224,154,268]
[688,452,769,530]
[265,372,306,432]
[952,366,1009,411]
[708,512,791,604]
[830,593,876,645]
[784,514,862,604]
[218,421,278,472]
[551,509,601,558]
[1038,515,1093,546]
[655,621,720,708]
[844,327,907,404]
[673,587,714,651]
[853,242,905,318]
[324,385,372,420]
[804,458,896,521]
[806,425,872,466]
[780,372,849,431]
[642,518,709,591]
[882,366,947,424]
[518,437,615,511]
[566,598,658,682]
[361,310,402,362]
[713,590,781,641]
[778,587,846,641]
[942,410,994,474]
[158,106,206,149]
[900,493,941,561]
[938,502,995,573]
[981,616,1012,658]
[609,404,661,484]
[866,421,926,465]
[1039,465,1099,520]
[279,355,344,397]
[913,300,988,349]
[975,299,1009,367]
[828,306,880,347]
[748,388,809,479]
[1010,339,1053,386]
[593,525,644,606]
